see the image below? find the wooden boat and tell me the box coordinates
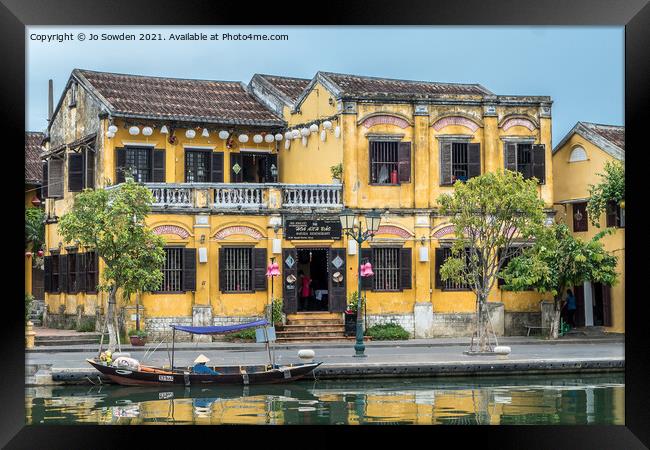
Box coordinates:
[87,320,321,386]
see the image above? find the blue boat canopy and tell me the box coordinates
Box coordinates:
[171,319,269,335]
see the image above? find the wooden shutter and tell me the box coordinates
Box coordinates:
[182,248,196,292]
[76,253,86,292]
[66,254,75,293]
[573,203,588,232]
[532,144,546,184]
[504,142,517,172]
[398,142,411,183]
[266,154,278,182]
[467,143,481,179]
[59,254,68,293]
[606,201,618,227]
[48,159,64,198]
[43,256,52,293]
[218,248,226,293]
[328,248,347,312]
[282,248,298,314]
[41,161,48,198]
[434,248,445,289]
[85,149,95,189]
[115,148,126,184]
[602,284,612,327]
[574,285,585,327]
[211,152,224,183]
[252,248,268,291]
[440,142,453,185]
[360,248,373,290]
[68,153,84,192]
[400,248,412,290]
[230,152,243,183]
[152,149,166,182]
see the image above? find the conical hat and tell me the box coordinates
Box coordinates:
[194,354,210,364]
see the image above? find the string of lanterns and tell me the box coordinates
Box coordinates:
[104,117,341,150]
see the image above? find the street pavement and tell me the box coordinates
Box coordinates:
[27,339,624,370]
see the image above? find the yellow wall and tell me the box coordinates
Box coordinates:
[553,134,625,332]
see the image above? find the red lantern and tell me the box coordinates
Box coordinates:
[37,250,44,257]
[390,169,398,184]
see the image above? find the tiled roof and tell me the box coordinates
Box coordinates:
[25,131,44,184]
[256,74,311,102]
[580,122,624,150]
[320,71,493,98]
[74,69,284,126]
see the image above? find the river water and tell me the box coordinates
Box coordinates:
[26,373,623,425]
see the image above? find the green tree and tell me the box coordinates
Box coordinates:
[587,160,625,227]
[58,178,166,351]
[438,171,546,352]
[25,207,45,253]
[500,223,618,339]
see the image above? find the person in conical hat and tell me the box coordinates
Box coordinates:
[192,354,220,375]
[194,354,210,364]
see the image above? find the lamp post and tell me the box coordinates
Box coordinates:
[266,257,280,323]
[339,208,381,357]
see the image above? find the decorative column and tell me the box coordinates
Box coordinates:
[539,103,553,206]
[414,104,430,209]
[413,214,433,338]
[193,214,212,342]
[482,100,499,174]
[341,101,358,208]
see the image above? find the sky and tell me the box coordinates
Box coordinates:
[26,26,623,147]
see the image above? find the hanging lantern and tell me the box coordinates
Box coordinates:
[284,139,291,150]
[264,134,275,143]
[334,126,341,138]
[218,130,229,140]
[322,120,332,130]
[108,125,118,134]
[292,130,300,139]
[275,133,283,141]
[160,125,169,134]
[253,134,263,144]
[128,126,140,136]
[284,131,292,140]
[309,123,319,133]
[302,136,307,147]
[105,130,115,138]
[185,129,196,139]
[202,128,210,137]
[238,134,249,143]
[320,130,326,142]
[300,127,310,137]
[142,126,153,136]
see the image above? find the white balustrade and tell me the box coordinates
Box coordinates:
[282,185,342,208]
[213,185,266,209]
[149,185,193,207]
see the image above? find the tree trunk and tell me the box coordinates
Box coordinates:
[106,286,118,352]
[473,293,492,352]
[549,295,562,340]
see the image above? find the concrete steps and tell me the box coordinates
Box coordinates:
[35,333,102,347]
[277,312,346,342]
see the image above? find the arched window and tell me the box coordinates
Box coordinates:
[569,146,588,162]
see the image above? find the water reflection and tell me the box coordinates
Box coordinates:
[26,373,624,425]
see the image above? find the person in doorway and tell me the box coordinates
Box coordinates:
[565,289,577,327]
[299,270,312,311]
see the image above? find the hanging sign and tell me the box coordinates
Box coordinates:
[284,219,342,240]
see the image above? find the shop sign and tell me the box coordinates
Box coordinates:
[285,219,342,240]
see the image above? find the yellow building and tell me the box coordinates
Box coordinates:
[25,131,45,315]
[552,122,625,333]
[40,69,555,339]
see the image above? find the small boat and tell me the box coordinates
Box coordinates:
[87,320,321,386]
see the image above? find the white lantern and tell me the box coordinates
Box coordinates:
[105,131,115,138]
[320,130,326,142]
[291,130,300,139]
[160,125,169,134]
[419,246,429,262]
[202,128,209,137]
[142,126,153,136]
[334,126,341,138]
[218,130,229,140]
[128,126,140,136]
[108,125,118,134]
[284,139,291,150]
[275,133,283,141]
[186,129,196,139]
[265,134,275,143]
[284,131,292,140]
[252,134,262,143]
[322,120,332,130]
[302,136,307,146]
[238,134,249,143]
[301,127,310,137]
[309,123,319,133]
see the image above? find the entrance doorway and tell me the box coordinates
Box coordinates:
[242,152,277,183]
[296,248,329,312]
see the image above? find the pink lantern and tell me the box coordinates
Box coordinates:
[360,261,374,277]
[266,261,281,278]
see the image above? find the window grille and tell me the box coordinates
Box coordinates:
[372,247,400,291]
[370,141,399,184]
[223,247,253,292]
[51,254,60,293]
[185,150,210,182]
[440,247,472,291]
[452,142,469,182]
[86,251,98,293]
[125,147,151,182]
[516,143,533,179]
[160,248,183,292]
[68,253,77,292]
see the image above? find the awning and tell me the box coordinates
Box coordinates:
[171,319,269,335]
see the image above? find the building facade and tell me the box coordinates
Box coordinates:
[25,131,45,313]
[552,122,625,333]
[40,69,555,339]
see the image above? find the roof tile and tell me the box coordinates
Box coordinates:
[25,131,44,184]
[257,74,310,102]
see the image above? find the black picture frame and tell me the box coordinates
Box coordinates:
[3,0,648,447]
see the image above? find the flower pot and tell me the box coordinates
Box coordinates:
[129,335,146,346]
[344,313,357,336]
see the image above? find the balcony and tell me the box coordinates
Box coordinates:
[108,183,343,212]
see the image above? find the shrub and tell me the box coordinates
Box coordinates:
[128,329,147,338]
[76,321,96,332]
[25,294,34,322]
[224,328,257,342]
[364,323,410,340]
[272,297,284,324]
[347,291,361,313]
[330,163,343,180]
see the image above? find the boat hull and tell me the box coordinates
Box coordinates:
[87,359,321,386]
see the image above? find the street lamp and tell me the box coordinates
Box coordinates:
[266,257,280,323]
[339,208,381,357]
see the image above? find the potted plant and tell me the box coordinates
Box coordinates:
[272,297,285,330]
[330,163,343,184]
[344,291,360,336]
[128,329,148,346]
